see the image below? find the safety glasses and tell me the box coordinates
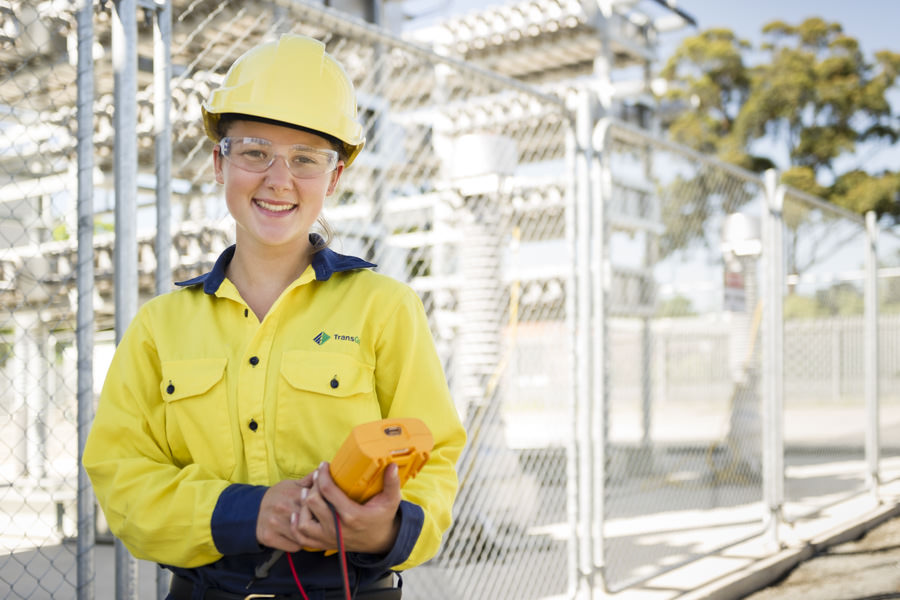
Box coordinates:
[219,137,339,179]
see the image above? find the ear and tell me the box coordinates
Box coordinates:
[325,163,345,196]
[213,144,225,184]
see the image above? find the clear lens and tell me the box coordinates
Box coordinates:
[219,137,338,178]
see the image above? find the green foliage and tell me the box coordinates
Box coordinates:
[660,29,753,160]
[880,257,900,313]
[660,17,900,222]
[52,222,69,241]
[784,293,827,319]
[50,219,116,239]
[816,282,864,315]
[656,294,696,317]
[785,283,864,318]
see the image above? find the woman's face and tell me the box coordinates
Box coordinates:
[213,119,343,253]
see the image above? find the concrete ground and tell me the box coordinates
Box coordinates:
[744,512,900,600]
[666,483,900,600]
[3,483,900,599]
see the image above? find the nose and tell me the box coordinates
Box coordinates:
[265,155,293,190]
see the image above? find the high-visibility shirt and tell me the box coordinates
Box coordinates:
[83,243,466,594]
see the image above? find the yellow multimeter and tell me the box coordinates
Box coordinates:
[301,418,433,553]
[329,417,433,502]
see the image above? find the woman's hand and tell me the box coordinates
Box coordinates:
[292,462,402,554]
[256,475,314,552]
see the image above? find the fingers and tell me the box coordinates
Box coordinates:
[381,462,401,498]
[292,466,338,550]
[278,462,405,554]
[301,462,403,554]
[256,479,311,552]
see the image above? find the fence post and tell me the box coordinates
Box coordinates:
[75,0,96,597]
[571,89,599,598]
[154,4,173,595]
[112,0,139,597]
[864,211,880,496]
[154,0,173,298]
[564,112,580,600]
[761,169,784,547]
[591,115,611,595]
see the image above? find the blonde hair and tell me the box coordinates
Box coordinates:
[312,216,334,252]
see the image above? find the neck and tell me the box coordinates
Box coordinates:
[227,240,313,319]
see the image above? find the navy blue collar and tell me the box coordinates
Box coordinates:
[175,240,376,294]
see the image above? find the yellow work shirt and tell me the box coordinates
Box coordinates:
[83,243,466,593]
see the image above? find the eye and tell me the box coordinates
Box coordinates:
[291,153,321,166]
[241,148,269,162]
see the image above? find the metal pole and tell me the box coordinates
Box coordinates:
[75,0,98,569]
[154,5,173,594]
[74,12,97,563]
[864,211,880,496]
[761,169,785,547]
[573,90,596,598]
[591,117,611,594]
[113,0,139,597]
[155,0,173,297]
[366,1,387,264]
[563,116,579,600]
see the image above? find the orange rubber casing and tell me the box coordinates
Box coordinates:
[329,418,433,502]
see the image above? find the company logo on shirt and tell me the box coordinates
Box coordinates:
[313,331,360,345]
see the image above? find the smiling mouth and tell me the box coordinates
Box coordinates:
[255,199,296,213]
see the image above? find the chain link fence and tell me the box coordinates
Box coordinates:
[780,190,869,522]
[0,0,85,597]
[1,1,898,599]
[597,122,769,590]
[878,229,900,473]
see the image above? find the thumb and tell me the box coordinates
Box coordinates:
[383,462,401,493]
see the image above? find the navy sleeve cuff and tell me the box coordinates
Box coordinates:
[211,483,269,555]
[347,500,423,571]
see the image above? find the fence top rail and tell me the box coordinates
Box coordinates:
[782,185,865,225]
[603,118,882,231]
[278,0,573,116]
[599,117,766,186]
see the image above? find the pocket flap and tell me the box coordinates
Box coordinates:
[281,350,373,398]
[160,358,228,402]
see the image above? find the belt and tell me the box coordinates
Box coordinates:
[169,573,398,600]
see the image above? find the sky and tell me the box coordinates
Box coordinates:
[675,0,900,175]
[666,0,898,56]
[402,0,900,56]
[402,0,900,179]
[399,0,900,301]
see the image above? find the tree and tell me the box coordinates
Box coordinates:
[656,294,696,317]
[660,18,900,222]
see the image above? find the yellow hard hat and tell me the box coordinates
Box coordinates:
[202,34,365,166]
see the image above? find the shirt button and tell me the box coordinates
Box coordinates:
[166,383,175,394]
[249,419,258,431]
[330,377,339,389]
[249,356,259,366]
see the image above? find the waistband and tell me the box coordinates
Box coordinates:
[169,572,399,600]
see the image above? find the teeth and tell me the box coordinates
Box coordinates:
[256,199,294,212]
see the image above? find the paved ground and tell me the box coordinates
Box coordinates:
[744,513,900,600]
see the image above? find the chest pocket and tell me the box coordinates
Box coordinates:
[275,350,379,478]
[160,358,235,478]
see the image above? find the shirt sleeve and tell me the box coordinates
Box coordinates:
[371,286,467,570]
[82,306,232,568]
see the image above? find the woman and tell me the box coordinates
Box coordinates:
[83,33,466,600]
